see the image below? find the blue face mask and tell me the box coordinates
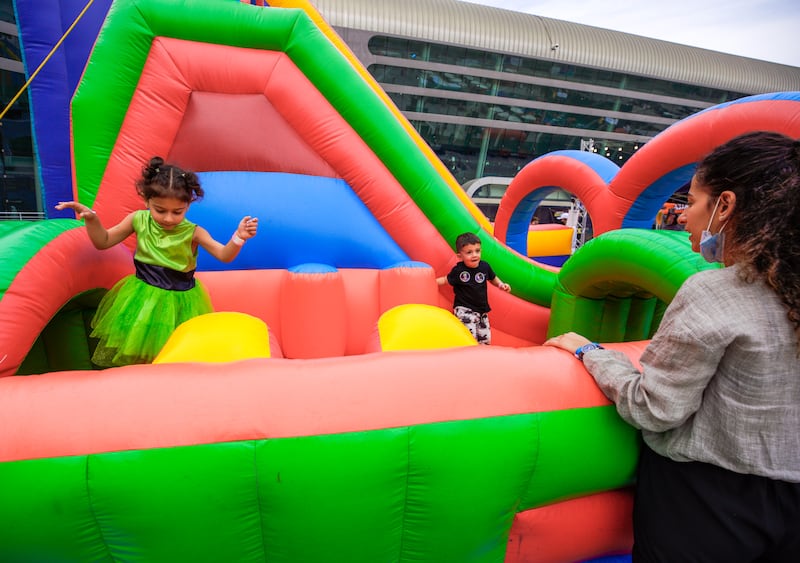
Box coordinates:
[699,197,727,263]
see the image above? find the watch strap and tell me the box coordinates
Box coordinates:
[575,342,604,361]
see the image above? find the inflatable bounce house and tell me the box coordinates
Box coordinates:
[2,0,800,560]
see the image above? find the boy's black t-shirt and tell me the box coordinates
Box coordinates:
[446,260,496,313]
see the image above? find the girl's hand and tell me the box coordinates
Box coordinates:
[237,216,259,241]
[499,282,511,292]
[55,201,97,220]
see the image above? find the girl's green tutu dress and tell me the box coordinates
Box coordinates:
[91,210,213,367]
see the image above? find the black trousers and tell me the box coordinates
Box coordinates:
[632,444,800,562]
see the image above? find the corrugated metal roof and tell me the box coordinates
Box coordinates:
[310,0,800,94]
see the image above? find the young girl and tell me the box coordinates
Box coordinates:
[56,156,258,367]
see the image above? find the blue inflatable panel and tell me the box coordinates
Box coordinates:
[287,261,432,275]
[384,260,431,270]
[534,254,570,268]
[16,0,114,217]
[506,185,560,255]
[581,555,631,563]
[288,263,338,274]
[188,171,410,270]
[545,149,621,182]
[621,162,695,230]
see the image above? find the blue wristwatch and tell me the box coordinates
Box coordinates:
[575,342,604,361]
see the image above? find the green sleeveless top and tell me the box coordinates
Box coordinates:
[132,210,198,273]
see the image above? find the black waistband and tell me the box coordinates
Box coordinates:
[134,259,196,291]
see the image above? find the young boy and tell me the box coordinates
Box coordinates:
[437,232,511,344]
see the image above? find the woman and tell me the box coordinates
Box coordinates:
[545,131,800,561]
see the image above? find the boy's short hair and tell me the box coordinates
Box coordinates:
[455,232,481,251]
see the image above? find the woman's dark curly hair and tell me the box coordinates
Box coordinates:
[136,156,203,203]
[694,131,800,346]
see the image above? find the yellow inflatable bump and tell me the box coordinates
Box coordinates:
[527,227,573,257]
[153,312,271,364]
[378,304,478,351]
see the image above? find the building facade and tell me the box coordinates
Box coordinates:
[314,0,800,203]
[0,0,36,218]
[5,0,800,217]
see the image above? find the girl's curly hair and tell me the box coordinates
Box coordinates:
[694,131,800,346]
[136,156,203,203]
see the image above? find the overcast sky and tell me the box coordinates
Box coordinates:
[460,0,800,68]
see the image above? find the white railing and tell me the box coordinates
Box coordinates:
[0,211,46,221]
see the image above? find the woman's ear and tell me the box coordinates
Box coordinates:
[718,190,737,221]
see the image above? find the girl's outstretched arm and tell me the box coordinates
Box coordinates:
[194,216,258,263]
[55,202,135,249]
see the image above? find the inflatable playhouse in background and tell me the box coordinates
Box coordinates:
[2,0,800,560]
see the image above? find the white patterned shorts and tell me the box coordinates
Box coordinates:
[454,306,491,345]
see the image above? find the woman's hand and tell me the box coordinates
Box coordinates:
[543,331,592,354]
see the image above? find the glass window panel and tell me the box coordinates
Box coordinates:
[369,35,744,104]
[0,0,15,24]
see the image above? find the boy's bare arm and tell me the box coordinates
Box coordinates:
[491,277,511,292]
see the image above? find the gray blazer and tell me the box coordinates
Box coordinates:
[584,265,800,482]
